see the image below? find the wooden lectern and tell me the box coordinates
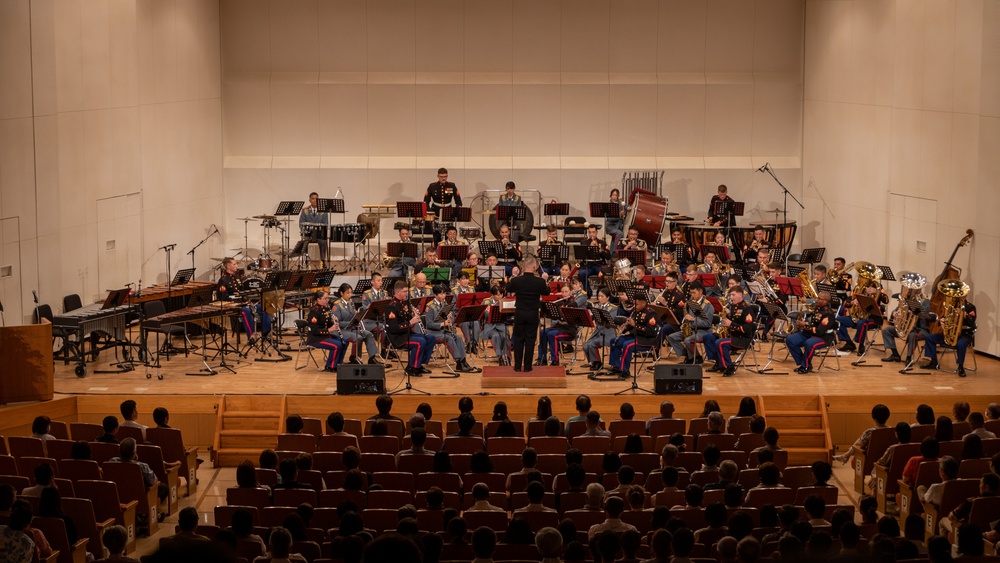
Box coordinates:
[0,322,54,403]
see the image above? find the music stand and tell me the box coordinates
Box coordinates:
[757,302,791,375]
[799,247,825,265]
[697,274,719,292]
[541,300,566,322]
[816,282,838,295]
[476,265,505,286]
[573,245,604,264]
[538,244,569,266]
[313,270,335,288]
[456,292,489,308]
[544,202,570,216]
[617,249,647,268]
[662,243,689,264]
[775,277,804,299]
[712,199,744,246]
[876,266,896,282]
[353,279,373,295]
[648,303,680,327]
[495,204,528,243]
[589,202,621,219]
[172,268,195,285]
[387,242,419,274]
[316,198,344,214]
[437,245,468,262]
[477,240,504,261]
[440,206,471,223]
[787,265,806,277]
[275,201,305,269]
[422,267,451,283]
[731,265,751,282]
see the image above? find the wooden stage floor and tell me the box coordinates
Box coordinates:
[52,338,997,398]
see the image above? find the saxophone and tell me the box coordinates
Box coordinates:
[937,279,969,346]
[715,295,730,338]
[681,299,706,339]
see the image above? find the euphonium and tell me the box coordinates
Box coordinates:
[797,270,818,300]
[893,272,927,340]
[937,279,969,346]
[848,261,883,322]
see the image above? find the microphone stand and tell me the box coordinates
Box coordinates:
[188,226,220,271]
[757,163,804,240]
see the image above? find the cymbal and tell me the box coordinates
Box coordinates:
[236,217,255,222]
[253,214,276,220]
[480,210,496,215]
[762,208,783,214]
[210,257,226,262]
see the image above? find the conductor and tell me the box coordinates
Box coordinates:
[505,254,550,372]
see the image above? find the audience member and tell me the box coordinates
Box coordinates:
[30,416,56,441]
[119,399,148,441]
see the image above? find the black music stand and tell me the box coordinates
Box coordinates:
[573,245,604,263]
[538,244,568,267]
[787,265,806,277]
[172,268,195,285]
[662,243,689,264]
[397,200,429,252]
[437,245,468,263]
[757,302,791,375]
[275,201,305,269]
[617,249,647,268]
[544,202,570,216]
[712,199,744,246]
[353,279,372,295]
[701,245,730,263]
[440,206,471,223]
[387,242,419,276]
[589,202,621,219]
[313,270,335,287]
[253,272,291,363]
[477,240,503,261]
[616,313,657,395]
[816,282,838,295]
[876,266,896,282]
[495,205,528,243]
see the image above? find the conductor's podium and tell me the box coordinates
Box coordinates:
[481,365,567,388]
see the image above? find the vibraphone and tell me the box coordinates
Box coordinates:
[141,302,243,377]
[128,281,216,311]
[52,303,136,376]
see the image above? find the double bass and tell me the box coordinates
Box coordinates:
[928,229,974,336]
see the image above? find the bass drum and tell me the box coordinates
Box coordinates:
[357,213,380,241]
[488,205,535,242]
[625,193,669,247]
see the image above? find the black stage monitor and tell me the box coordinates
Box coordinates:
[336,365,386,395]
[653,364,703,395]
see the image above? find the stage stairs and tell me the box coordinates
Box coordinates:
[212,395,285,467]
[759,395,833,466]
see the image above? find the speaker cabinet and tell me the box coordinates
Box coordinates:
[653,364,703,395]
[336,365,385,395]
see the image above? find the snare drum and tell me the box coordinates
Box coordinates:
[625,193,669,247]
[256,257,274,272]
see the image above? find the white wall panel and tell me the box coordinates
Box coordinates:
[512,0,560,73]
[319,1,368,73]
[269,0,319,72]
[367,0,416,73]
[0,0,33,120]
[657,0,706,74]
[271,82,320,157]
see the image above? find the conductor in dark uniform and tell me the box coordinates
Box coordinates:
[505,254,550,372]
[424,167,462,216]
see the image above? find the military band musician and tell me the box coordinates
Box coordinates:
[385,281,437,377]
[785,291,837,374]
[702,286,757,377]
[306,290,349,372]
[423,285,479,373]
[607,294,658,377]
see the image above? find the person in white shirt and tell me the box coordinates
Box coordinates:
[921,456,959,507]
[119,399,148,441]
[252,527,306,563]
[965,412,997,440]
[587,496,637,540]
[466,483,504,512]
[514,481,556,514]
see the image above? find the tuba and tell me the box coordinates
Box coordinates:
[937,279,969,346]
[893,272,927,340]
[848,261,882,322]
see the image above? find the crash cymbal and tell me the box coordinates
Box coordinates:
[762,208,783,214]
[236,217,255,222]
[480,210,496,215]
[210,257,226,262]
[253,214,276,220]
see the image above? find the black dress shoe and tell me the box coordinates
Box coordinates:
[882,353,901,362]
[838,342,856,352]
[457,362,475,373]
[386,350,399,360]
[404,367,418,377]
[534,359,547,367]
[550,359,560,366]
[513,366,522,372]
[324,367,336,373]
[591,361,603,371]
[857,344,866,356]
[707,363,723,372]
[921,360,940,370]
[524,366,533,373]
[723,366,737,377]
[694,354,704,364]
[348,355,362,365]
[957,366,966,377]
[419,366,432,374]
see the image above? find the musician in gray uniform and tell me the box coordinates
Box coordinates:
[423,285,478,373]
[666,281,714,364]
[584,287,620,371]
[452,272,480,353]
[299,192,329,264]
[333,283,385,366]
[481,285,512,365]
[361,273,390,334]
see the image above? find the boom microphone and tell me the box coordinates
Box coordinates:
[32,290,38,304]
[756,162,769,173]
